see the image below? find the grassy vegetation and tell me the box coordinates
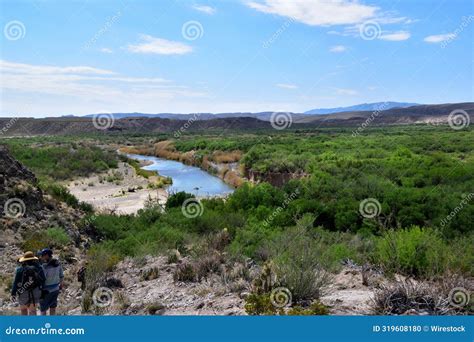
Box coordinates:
[3,125,473,314]
[5,139,118,181]
[121,155,158,179]
[22,226,71,251]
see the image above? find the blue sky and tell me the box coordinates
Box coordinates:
[0,0,472,117]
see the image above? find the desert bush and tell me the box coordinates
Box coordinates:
[141,267,160,281]
[374,226,449,277]
[45,227,71,246]
[22,227,71,251]
[244,293,284,315]
[372,279,472,315]
[244,294,329,315]
[147,303,166,315]
[115,291,131,311]
[194,252,223,280]
[447,233,474,275]
[165,191,195,210]
[166,249,181,264]
[84,247,120,290]
[373,280,437,315]
[270,225,332,302]
[286,301,329,315]
[173,262,196,282]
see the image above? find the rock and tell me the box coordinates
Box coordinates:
[239,291,250,299]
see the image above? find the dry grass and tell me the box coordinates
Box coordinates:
[211,150,242,163]
[372,278,473,315]
[119,146,153,155]
[223,170,244,187]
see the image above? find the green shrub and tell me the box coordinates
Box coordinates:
[83,247,121,299]
[22,227,71,251]
[45,227,71,246]
[270,225,332,302]
[165,191,194,210]
[244,293,284,315]
[287,302,329,315]
[374,226,449,277]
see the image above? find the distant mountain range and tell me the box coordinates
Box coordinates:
[80,112,277,121]
[304,102,419,115]
[63,102,420,120]
[2,102,471,137]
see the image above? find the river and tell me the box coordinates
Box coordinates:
[126,153,234,197]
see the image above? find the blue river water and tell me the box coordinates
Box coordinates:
[126,153,234,197]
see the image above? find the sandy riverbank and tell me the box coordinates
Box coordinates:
[67,162,167,215]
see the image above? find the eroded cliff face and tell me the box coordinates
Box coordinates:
[245,168,307,187]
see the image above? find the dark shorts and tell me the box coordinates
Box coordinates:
[40,290,60,312]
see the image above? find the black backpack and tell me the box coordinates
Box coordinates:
[20,265,40,291]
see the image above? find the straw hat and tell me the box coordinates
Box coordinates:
[18,251,38,263]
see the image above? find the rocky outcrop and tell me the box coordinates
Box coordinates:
[0,145,44,218]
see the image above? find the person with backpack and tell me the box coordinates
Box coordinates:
[11,251,46,315]
[39,248,64,315]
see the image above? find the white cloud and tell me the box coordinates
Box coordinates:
[276,83,298,89]
[0,60,205,112]
[127,35,193,55]
[100,47,113,53]
[246,0,378,26]
[379,31,410,41]
[424,33,456,43]
[0,60,115,75]
[192,5,216,15]
[330,45,347,53]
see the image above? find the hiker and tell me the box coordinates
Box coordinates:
[39,248,64,315]
[11,251,46,315]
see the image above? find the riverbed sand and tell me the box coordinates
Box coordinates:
[67,162,167,215]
